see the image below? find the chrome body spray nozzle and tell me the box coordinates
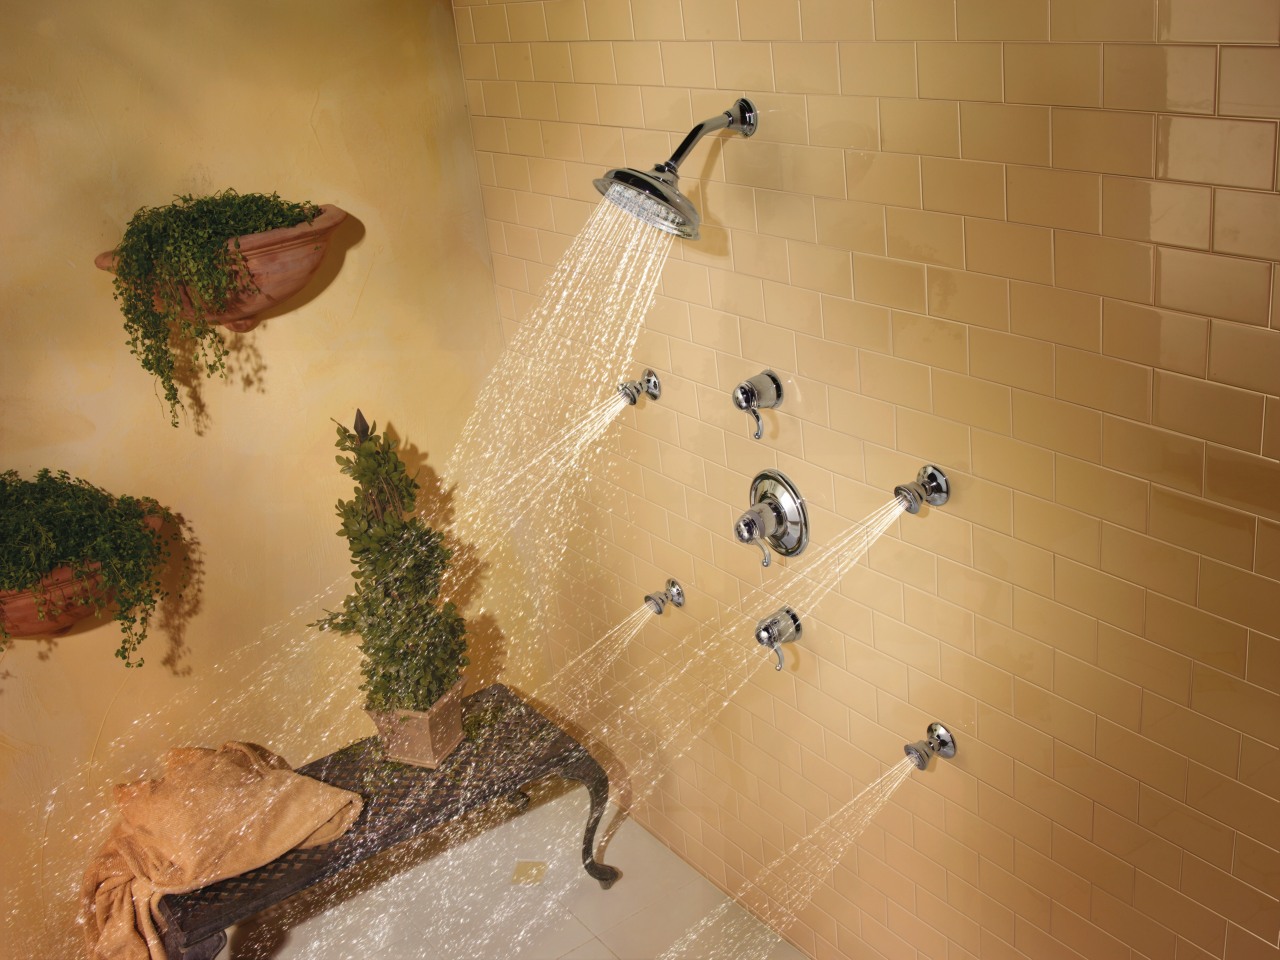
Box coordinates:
[732,370,783,440]
[619,369,661,406]
[894,465,950,515]
[904,722,957,771]
[644,579,685,615]
[755,606,801,671]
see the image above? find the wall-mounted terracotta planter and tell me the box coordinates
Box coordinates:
[367,679,467,768]
[0,566,108,638]
[0,514,163,640]
[94,204,348,333]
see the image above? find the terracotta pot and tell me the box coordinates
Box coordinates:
[0,566,108,638]
[367,678,467,769]
[0,513,165,640]
[94,204,348,333]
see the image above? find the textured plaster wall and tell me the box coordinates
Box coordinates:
[0,1,500,954]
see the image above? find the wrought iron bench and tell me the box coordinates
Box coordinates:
[157,684,620,960]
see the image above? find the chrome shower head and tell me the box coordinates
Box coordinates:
[644,579,685,615]
[618,369,662,405]
[594,170,699,238]
[594,97,758,240]
[894,465,950,515]
[904,722,957,771]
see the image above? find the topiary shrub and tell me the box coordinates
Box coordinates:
[315,411,467,712]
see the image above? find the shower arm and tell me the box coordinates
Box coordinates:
[658,99,758,175]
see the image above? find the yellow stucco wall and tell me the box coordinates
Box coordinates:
[0,2,500,953]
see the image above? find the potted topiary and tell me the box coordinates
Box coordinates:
[315,410,469,768]
[0,469,185,667]
[94,189,347,426]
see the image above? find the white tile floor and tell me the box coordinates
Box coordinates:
[216,785,808,960]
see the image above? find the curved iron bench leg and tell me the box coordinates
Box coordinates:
[163,928,225,960]
[560,756,621,889]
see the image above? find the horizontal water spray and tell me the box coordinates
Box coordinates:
[618,369,661,406]
[894,464,950,515]
[658,749,918,960]
[904,722,957,770]
[644,579,685,615]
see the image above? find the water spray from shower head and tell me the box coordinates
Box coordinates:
[593,98,759,239]
[894,465,950,515]
[904,722,957,771]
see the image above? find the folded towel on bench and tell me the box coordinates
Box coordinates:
[81,741,363,960]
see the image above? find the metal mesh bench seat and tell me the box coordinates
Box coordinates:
[157,684,619,959]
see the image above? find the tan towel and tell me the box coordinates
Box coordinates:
[81,741,363,960]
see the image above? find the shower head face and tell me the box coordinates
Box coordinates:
[593,170,700,239]
[904,740,933,771]
[894,482,925,514]
[904,722,957,771]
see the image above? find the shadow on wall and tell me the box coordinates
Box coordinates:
[386,423,507,692]
[145,212,367,435]
[155,512,206,675]
[2,510,205,682]
[685,139,730,261]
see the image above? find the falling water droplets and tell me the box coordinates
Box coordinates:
[760,497,908,618]
[447,190,675,681]
[28,166,930,958]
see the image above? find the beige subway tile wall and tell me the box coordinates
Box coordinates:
[449,1,1280,957]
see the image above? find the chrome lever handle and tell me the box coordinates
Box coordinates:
[753,537,772,567]
[732,371,782,442]
[734,506,775,567]
[755,607,801,671]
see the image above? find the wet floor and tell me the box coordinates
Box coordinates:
[215,790,807,960]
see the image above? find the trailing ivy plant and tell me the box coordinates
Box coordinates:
[314,411,468,713]
[109,189,318,426]
[0,469,184,666]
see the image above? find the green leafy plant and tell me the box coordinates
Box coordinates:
[315,411,468,713]
[109,189,319,426]
[0,469,184,666]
